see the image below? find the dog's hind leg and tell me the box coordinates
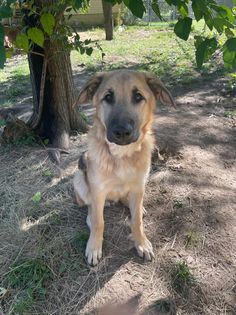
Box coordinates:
[73,170,91,206]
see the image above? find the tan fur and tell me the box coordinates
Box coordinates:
[73,70,175,265]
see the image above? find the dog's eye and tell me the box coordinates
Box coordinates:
[133,91,144,103]
[103,92,114,104]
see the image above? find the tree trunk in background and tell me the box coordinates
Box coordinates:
[25,1,88,150]
[102,0,113,40]
[42,40,88,149]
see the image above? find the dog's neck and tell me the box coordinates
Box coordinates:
[106,140,142,158]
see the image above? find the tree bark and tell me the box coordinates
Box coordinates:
[102,0,114,41]
[25,2,88,150]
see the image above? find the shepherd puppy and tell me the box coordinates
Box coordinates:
[73,70,175,266]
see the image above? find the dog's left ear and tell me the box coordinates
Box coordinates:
[76,72,105,105]
[145,73,176,107]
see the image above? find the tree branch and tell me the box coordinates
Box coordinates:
[27,53,47,129]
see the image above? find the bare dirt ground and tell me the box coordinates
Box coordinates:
[0,67,236,315]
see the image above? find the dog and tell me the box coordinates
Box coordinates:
[73,70,175,266]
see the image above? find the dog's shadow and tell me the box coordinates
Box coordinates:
[69,202,155,313]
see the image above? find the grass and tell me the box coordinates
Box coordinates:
[71,230,89,252]
[0,118,6,127]
[42,169,53,178]
[71,20,224,86]
[5,133,37,146]
[154,298,176,313]
[224,110,236,117]
[171,261,195,295]
[173,199,184,209]
[6,258,53,314]
[185,230,199,247]
[227,73,236,94]
[31,192,42,204]
[0,61,31,107]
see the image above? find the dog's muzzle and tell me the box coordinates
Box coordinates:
[107,120,139,145]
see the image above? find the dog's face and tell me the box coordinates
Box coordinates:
[77,70,175,145]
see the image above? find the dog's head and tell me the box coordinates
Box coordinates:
[77,70,175,146]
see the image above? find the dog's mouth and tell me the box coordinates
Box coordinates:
[106,128,139,146]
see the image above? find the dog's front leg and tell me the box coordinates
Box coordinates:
[129,190,154,261]
[86,192,105,266]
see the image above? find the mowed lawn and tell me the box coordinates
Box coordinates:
[0,21,227,110]
[0,23,236,315]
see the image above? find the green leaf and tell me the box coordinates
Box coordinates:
[223,49,236,68]
[203,11,214,30]
[31,192,42,203]
[223,38,236,68]
[225,28,235,38]
[5,48,13,58]
[40,13,55,36]
[224,38,236,52]
[15,33,29,52]
[0,24,4,43]
[72,0,84,9]
[174,17,192,41]
[0,0,14,19]
[192,0,203,21]
[105,0,123,3]
[211,4,235,23]
[84,39,91,45]
[43,138,49,145]
[196,41,207,68]
[28,28,44,47]
[195,37,218,68]
[151,1,162,20]
[212,17,234,33]
[80,47,85,54]
[178,2,188,18]
[86,47,93,56]
[165,0,177,5]
[0,119,6,127]
[123,0,146,19]
[0,24,6,68]
[72,0,90,10]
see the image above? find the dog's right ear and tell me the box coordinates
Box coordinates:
[77,72,105,105]
[144,72,176,107]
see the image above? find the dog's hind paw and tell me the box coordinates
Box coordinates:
[135,236,154,261]
[85,238,103,266]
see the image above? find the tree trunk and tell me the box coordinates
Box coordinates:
[25,3,88,150]
[102,0,114,41]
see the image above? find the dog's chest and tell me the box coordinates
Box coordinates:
[114,161,137,180]
[103,162,148,199]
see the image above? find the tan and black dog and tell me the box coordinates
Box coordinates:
[73,70,175,266]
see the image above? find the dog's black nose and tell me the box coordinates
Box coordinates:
[112,124,132,140]
[108,121,138,145]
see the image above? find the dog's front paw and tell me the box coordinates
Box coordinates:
[134,235,154,261]
[85,237,103,266]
